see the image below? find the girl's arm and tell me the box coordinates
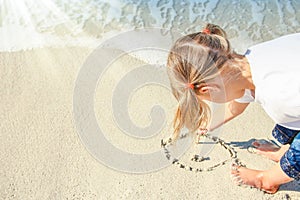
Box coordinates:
[208,101,249,132]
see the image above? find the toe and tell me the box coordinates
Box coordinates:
[247,146,258,154]
[231,164,241,174]
[252,140,261,148]
[230,172,244,186]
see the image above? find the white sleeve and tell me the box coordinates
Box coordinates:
[234,89,255,103]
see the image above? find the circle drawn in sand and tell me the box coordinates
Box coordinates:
[161,133,245,173]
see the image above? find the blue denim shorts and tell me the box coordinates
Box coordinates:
[272,124,300,180]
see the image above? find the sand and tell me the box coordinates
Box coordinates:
[0,47,299,200]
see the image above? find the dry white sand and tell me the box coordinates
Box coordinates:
[0,47,299,199]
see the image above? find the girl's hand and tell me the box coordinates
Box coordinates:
[196,128,208,143]
[197,128,208,135]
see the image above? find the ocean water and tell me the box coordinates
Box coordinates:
[1,0,300,53]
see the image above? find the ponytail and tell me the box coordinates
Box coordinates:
[172,87,211,143]
[167,23,233,143]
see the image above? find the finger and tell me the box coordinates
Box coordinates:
[197,128,208,135]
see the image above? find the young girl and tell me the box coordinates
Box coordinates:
[166,23,300,193]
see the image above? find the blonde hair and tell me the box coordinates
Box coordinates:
[167,23,240,143]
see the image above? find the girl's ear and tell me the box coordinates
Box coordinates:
[198,83,221,94]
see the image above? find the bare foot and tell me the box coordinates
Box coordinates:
[231,165,279,194]
[249,140,288,162]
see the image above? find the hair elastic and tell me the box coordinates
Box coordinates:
[202,28,210,34]
[186,83,194,90]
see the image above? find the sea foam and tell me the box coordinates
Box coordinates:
[1,0,299,65]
